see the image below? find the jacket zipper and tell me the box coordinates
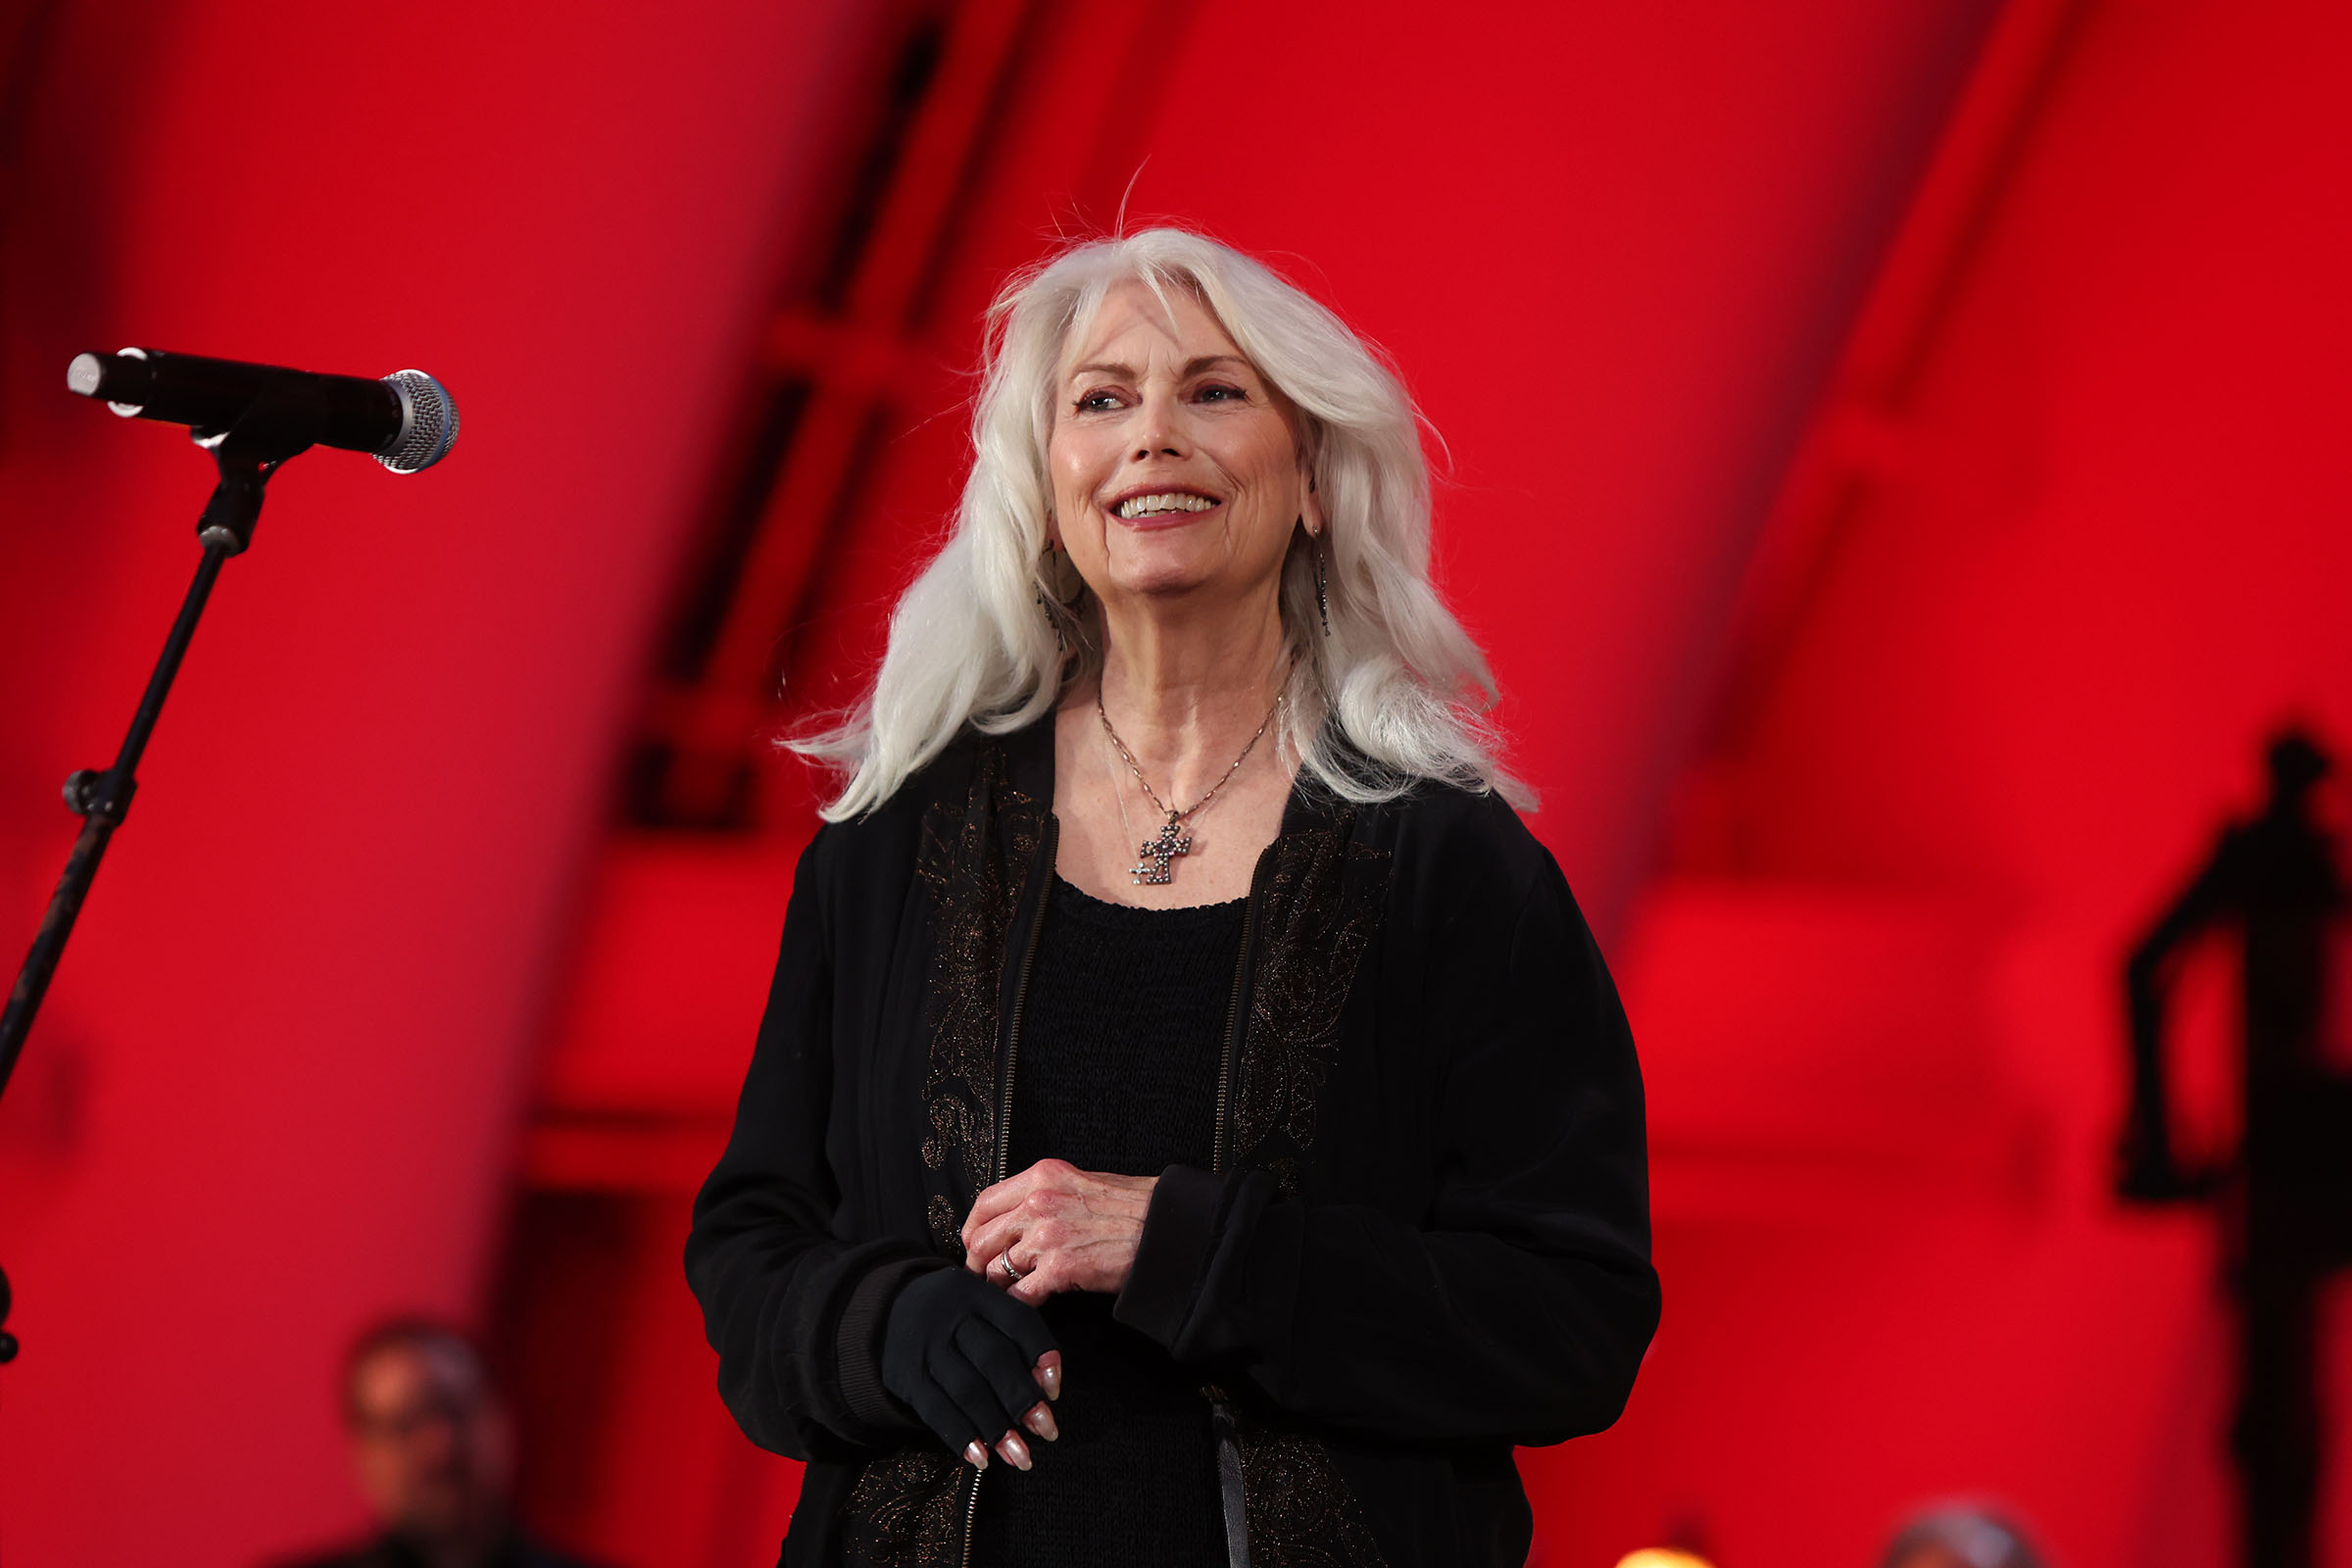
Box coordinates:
[1206,840,1278,1568]
[961,815,1059,1568]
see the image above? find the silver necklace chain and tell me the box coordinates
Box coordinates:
[1096,672,1289,884]
[1096,682,1286,824]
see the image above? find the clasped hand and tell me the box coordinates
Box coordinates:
[961,1157,1157,1304]
[881,1159,1158,1476]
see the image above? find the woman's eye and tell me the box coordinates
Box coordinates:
[1075,390,1122,413]
[1195,383,1245,403]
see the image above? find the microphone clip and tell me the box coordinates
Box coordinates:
[191,381,326,555]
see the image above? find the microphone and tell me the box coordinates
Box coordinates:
[66,348,460,473]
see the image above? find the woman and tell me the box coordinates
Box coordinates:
[687,227,1658,1568]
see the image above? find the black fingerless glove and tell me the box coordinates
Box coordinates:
[881,1267,1058,1457]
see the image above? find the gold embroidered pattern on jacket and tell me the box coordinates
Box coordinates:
[848,743,1043,1560]
[920,1095,987,1186]
[841,1448,965,1568]
[1238,1422,1389,1567]
[1219,810,1392,1562]
[925,1194,959,1252]
[1231,818,1392,1190]
[908,744,1041,1250]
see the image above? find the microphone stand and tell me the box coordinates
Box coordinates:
[0,387,325,1365]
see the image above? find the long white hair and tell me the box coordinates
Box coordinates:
[795,226,1524,818]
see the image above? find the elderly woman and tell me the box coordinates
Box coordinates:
[686,228,1658,1568]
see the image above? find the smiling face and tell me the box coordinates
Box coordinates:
[1047,276,1319,617]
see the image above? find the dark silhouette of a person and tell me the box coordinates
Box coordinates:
[2123,728,2352,1568]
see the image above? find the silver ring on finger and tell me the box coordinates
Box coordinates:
[999,1249,1025,1284]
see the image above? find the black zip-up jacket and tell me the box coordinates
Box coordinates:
[686,716,1658,1567]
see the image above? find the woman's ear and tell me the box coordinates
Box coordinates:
[1299,473,1327,540]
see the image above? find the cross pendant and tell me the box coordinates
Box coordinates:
[1131,815,1193,885]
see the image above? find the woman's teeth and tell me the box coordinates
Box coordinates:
[1113,492,1218,519]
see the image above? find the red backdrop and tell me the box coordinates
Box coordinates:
[2,1,2347,1565]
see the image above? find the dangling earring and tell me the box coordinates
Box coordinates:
[1313,533,1332,638]
[1037,540,1067,653]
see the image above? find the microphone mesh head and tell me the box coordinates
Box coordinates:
[377,369,460,473]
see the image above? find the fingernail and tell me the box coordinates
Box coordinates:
[963,1441,989,1470]
[1038,1363,1061,1401]
[1025,1404,1059,1442]
[999,1432,1032,1471]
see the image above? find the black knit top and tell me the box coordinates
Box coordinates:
[968,875,1246,1568]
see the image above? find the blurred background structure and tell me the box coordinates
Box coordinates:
[1,0,2348,1564]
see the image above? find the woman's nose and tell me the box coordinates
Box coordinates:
[1130,390,1188,461]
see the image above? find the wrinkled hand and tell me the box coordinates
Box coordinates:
[961,1157,1157,1304]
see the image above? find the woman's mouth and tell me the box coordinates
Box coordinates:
[1108,490,1221,528]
